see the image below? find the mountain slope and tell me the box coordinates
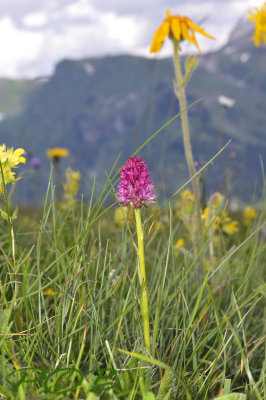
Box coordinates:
[0,20,265,204]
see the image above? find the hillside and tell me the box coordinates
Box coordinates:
[0,19,265,204]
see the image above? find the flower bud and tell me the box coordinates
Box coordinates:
[208,192,224,210]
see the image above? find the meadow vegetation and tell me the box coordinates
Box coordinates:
[0,4,266,399]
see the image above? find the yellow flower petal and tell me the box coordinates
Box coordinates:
[247,2,266,46]
[222,221,238,235]
[166,9,171,18]
[190,29,201,53]
[187,20,215,39]
[156,21,170,41]
[150,38,163,53]
[181,22,195,44]
[171,19,181,41]
[150,21,170,52]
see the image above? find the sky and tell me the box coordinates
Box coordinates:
[0,0,263,79]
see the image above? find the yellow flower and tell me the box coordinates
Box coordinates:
[180,189,194,202]
[222,220,238,235]
[248,2,266,46]
[43,288,55,295]
[0,145,26,166]
[174,238,185,255]
[46,148,69,160]
[61,167,80,209]
[215,212,238,235]
[202,207,220,231]
[204,209,238,235]
[150,9,215,54]
[202,207,210,221]
[0,144,26,189]
[243,206,257,226]
[177,189,195,215]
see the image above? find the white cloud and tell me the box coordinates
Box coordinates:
[0,0,262,78]
[0,17,43,77]
[102,12,146,48]
[23,12,48,28]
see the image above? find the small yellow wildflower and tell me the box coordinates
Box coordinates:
[43,288,55,295]
[46,148,69,160]
[62,167,80,209]
[202,207,220,231]
[215,212,238,235]
[0,144,26,191]
[150,9,215,54]
[174,238,185,255]
[243,206,257,226]
[204,208,238,235]
[177,189,195,215]
[222,220,238,235]
[180,189,194,202]
[248,2,266,46]
[202,207,210,221]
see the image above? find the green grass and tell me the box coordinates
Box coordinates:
[0,156,265,399]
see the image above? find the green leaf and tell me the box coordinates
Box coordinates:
[163,388,172,400]
[117,349,172,371]
[182,55,198,87]
[157,370,173,397]
[14,308,23,332]
[0,208,9,221]
[142,391,155,400]
[224,378,231,395]
[11,206,18,221]
[214,394,246,400]
[185,54,198,73]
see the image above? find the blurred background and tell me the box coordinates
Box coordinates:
[0,0,265,205]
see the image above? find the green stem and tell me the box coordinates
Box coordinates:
[172,39,203,252]
[0,161,18,305]
[134,207,150,353]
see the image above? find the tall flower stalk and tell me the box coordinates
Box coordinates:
[117,156,155,352]
[150,9,215,256]
[0,144,26,304]
[172,39,203,250]
[134,207,150,352]
[46,147,69,201]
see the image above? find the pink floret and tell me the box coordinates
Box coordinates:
[117,156,155,208]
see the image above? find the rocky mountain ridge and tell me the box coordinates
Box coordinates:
[0,19,265,204]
